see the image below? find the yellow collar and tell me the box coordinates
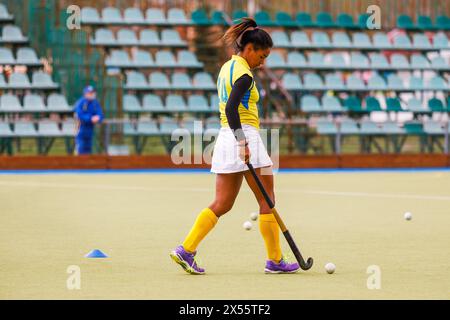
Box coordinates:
[232,55,250,70]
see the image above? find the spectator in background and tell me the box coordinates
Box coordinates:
[73,85,104,155]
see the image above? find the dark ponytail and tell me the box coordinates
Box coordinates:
[222,17,273,52]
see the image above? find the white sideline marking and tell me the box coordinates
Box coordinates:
[1,180,450,201]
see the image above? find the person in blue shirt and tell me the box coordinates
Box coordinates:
[73,85,104,155]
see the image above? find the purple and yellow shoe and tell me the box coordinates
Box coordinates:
[170,245,205,275]
[264,257,300,274]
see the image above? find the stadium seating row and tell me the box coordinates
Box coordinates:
[90,28,186,47]
[315,119,450,136]
[0,93,71,113]
[0,71,58,89]
[0,25,27,43]
[271,30,448,50]
[106,49,203,68]
[123,117,220,136]
[80,6,450,31]
[124,71,215,90]
[0,120,75,137]
[299,95,449,114]
[267,51,448,71]
[0,47,40,65]
[123,94,218,113]
[281,73,448,91]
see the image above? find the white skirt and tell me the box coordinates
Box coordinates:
[211,124,273,174]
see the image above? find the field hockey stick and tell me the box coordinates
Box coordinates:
[247,163,314,270]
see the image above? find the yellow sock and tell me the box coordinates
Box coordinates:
[182,207,218,253]
[259,213,282,262]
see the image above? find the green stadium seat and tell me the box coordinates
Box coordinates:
[160,117,179,134]
[296,12,315,27]
[410,54,429,69]
[430,56,448,70]
[340,119,359,135]
[391,53,409,69]
[427,76,447,90]
[9,72,31,89]
[81,7,100,24]
[92,28,116,45]
[193,72,215,90]
[408,76,424,90]
[61,119,76,136]
[406,97,430,113]
[188,95,210,112]
[346,75,365,90]
[0,93,22,112]
[205,116,220,130]
[167,8,190,25]
[123,122,136,135]
[275,11,296,27]
[155,50,176,67]
[435,15,450,30]
[0,4,12,21]
[14,121,38,137]
[143,94,165,112]
[412,33,432,49]
[386,97,403,112]
[117,29,138,45]
[149,72,170,89]
[327,53,346,69]
[300,95,321,113]
[211,11,227,25]
[32,71,58,89]
[336,13,356,28]
[381,122,404,134]
[161,29,186,46]
[133,50,154,67]
[393,34,412,49]
[124,8,145,24]
[271,31,291,48]
[322,95,344,112]
[255,11,275,26]
[47,93,70,112]
[191,9,211,25]
[308,52,324,68]
[365,96,382,112]
[428,98,445,112]
[316,12,335,28]
[403,121,424,135]
[304,73,324,90]
[38,120,62,137]
[287,52,306,68]
[312,31,331,48]
[106,50,131,67]
[139,29,160,46]
[373,32,392,49]
[232,10,248,22]
[433,32,448,49]
[282,73,302,90]
[396,14,414,29]
[332,31,352,48]
[23,94,46,112]
[352,32,372,48]
[357,13,370,29]
[360,121,383,135]
[171,72,192,89]
[125,71,148,89]
[325,74,345,90]
[145,8,167,25]
[166,94,187,112]
[0,47,14,64]
[291,31,310,48]
[387,74,405,90]
[316,119,337,134]
[344,96,363,112]
[102,7,123,24]
[209,95,219,110]
[178,50,203,68]
[266,52,285,68]
[350,52,369,69]
[1,25,27,43]
[367,74,387,90]
[123,94,142,112]
[0,122,13,136]
[417,15,434,30]
[16,47,40,65]
[423,121,444,135]
[137,120,160,135]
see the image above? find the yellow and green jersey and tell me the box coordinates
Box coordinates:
[216,55,260,129]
